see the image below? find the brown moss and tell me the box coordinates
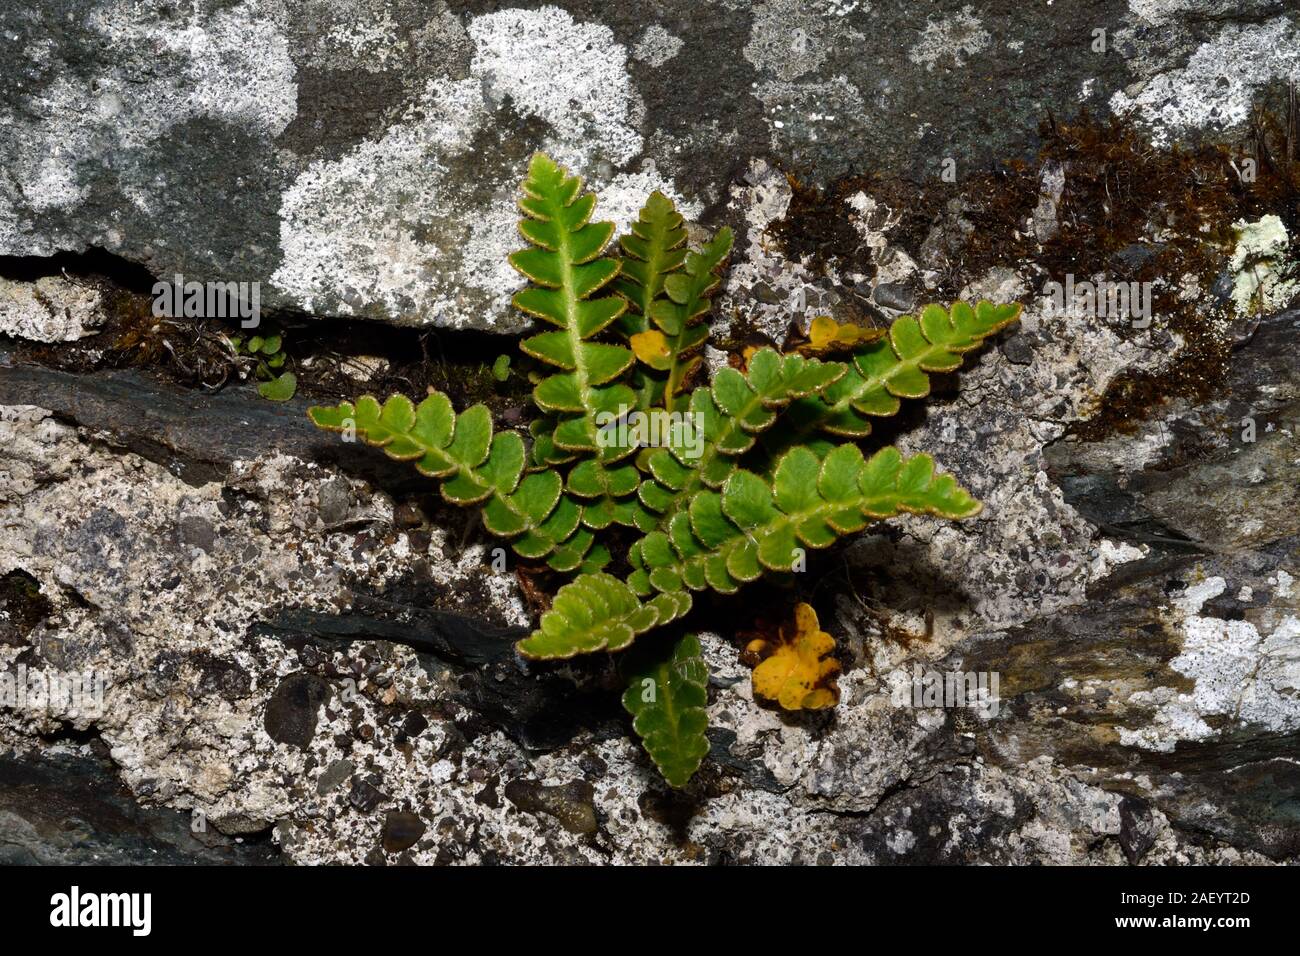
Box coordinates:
[766,109,1300,442]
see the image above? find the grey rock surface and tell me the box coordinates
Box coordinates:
[0,0,1298,865]
[3,0,1297,329]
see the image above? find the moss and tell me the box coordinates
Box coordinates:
[768,111,1300,442]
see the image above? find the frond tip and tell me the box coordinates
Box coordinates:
[621,633,710,788]
[515,572,692,660]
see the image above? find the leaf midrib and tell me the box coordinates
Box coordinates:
[374,419,541,532]
[556,204,601,453]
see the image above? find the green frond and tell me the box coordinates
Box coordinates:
[308,392,589,568]
[621,633,710,789]
[635,347,847,530]
[789,300,1021,439]
[613,191,687,337]
[511,153,636,462]
[628,445,980,597]
[650,226,733,403]
[611,192,732,410]
[515,572,692,660]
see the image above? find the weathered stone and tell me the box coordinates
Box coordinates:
[503,779,599,836]
[1,0,1297,869]
[0,276,103,342]
[3,1,1293,331]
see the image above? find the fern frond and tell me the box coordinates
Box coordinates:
[512,153,635,457]
[650,227,733,405]
[512,152,656,535]
[636,348,846,529]
[629,446,980,597]
[789,301,1021,438]
[515,572,692,660]
[308,393,590,569]
[613,191,687,337]
[613,192,732,410]
[621,633,710,788]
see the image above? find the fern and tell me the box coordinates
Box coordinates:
[636,348,847,530]
[516,573,691,661]
[611,193,734,412]
[785,301,1021,441]
[513,153,647,547]
[307,394,599,571]
[614,191,687,340]
[621,633,710,788]
[308,153,1020,789]
[628,447,978,597]
[648,228,734,405]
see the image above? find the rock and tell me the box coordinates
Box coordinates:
[264,673,331,749]
[0,276,103,342]
[348,778,388,814]
[316,759,354,796]
[873,281,916,313]
[176,515,217,553]
[381,810,426,852]
[1030,161,1065,243]
[316,477,354,527]
[0,570,53,647]
[1000,331,1035,366]
[3,1,1283,330]
[1118,796,1158,864]
[0,746,279,865]
[1,0,1298,869]
[503,779,598,836]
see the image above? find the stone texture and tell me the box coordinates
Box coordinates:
[3,1,1296,329]
[0,0,1297,866]
[0,276,103,342]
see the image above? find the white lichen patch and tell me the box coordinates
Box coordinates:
[1127,0,1212,24]
[295,0,470,74]
[467,7,643,169]
[0,276,103,343]
[744,0,838,81]
[633,24,684,68]
[595,164,704,234]
[272,76,495,325]
[1274,570,1295,599]
[757,75,865,151]
[85,0,298,144]
[271,6,685,329]
[1121,575,1300,750]
[1110,17,1300,145]
[908,5,991,72]
[719,159,827,342]
[0,0,298,256]
[1229,215,1297,317]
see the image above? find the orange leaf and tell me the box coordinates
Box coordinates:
[808,315,841,350]
[801,316,884,354]
[744,603,841,710]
